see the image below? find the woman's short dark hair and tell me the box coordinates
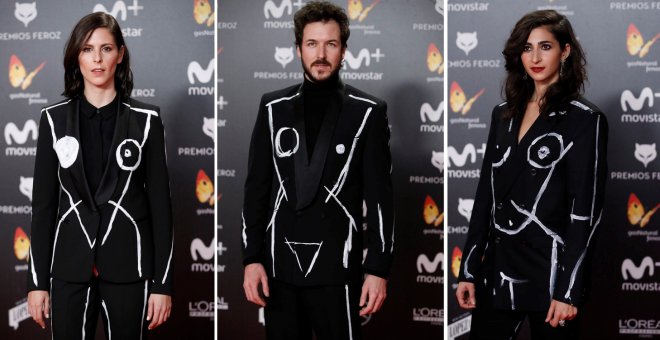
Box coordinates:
[294,1,350,48]
[62,12,132,99]
[501,10,586,119]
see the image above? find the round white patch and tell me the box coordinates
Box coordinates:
[55,136,79,168]
[538,146,550,159]
[274,127,299,158]
[336,144,345,154]
[116,139,142,171]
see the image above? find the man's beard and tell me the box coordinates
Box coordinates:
[301,58,341,83]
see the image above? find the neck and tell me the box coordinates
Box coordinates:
[83,86,118,108]
[303,72,340,90]
[532,74,559,103]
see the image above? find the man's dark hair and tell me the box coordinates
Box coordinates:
[62,12,133,99]
[294,1,350,48]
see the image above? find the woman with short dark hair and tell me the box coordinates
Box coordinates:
[27,12,173,339]
[456,10,608,339]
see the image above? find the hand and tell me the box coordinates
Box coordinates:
[147,294,172,330]
[243,263,269,307]
[456,282,476,309]
[359,275,387,316]
[27,290,50,329]
[545,299,577,327]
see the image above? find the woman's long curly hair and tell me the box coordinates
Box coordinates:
[501,10,586,119]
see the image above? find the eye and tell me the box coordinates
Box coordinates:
[328,42,337,48]
[82,47,92,52]
[102,46,113,52]
[307,41,316,47]
[541,44,552,50]
[522,45,532,52]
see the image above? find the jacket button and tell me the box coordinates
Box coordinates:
[530,168,537,176]
[495,236,501,243]
[496,202,503,210]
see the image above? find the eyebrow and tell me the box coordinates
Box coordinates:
[525,40,554,45]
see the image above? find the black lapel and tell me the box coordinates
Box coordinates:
[494,114,558,201]
[95,98,130,204]
[65,99,97,210]
[293,83,343,210]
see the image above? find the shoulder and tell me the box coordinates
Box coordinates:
[564,97,607,125]
[345,84,387,109]
[41,98,73,115]
[260,84,301,105]
[125,97,160,113]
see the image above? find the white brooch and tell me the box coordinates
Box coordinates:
[538,146,550,159]
[336,144,345,154]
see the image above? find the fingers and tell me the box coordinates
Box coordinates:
[545,300,556,323]
[44,297,50,320]
[359,282,386,316]
[146,299,154,324]
[359,285,368,311]
[243,269,267,307]
[456,283,476,309]
[147,295,172,330]
[148,298,163,330]
[260,274,270,298]
[28,293,47,329]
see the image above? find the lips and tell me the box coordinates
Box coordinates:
[530,67,545,73]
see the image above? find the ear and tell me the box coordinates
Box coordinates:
[296,45,302,58]
[117,45,125,64]
[341,46,346,60]
[562,43,571,60]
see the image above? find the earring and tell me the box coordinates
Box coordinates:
[560,59,565,76]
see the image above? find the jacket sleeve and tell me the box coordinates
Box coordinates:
[553,112,608,306]
[28,109,60,292]
[458,107,499,283]
[144,110,174,295]
[242,96,274,266]
[361,101,394,278]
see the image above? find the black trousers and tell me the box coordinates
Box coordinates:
[265,279,362,340]
[469,299,579,340]
[50,277,150,340]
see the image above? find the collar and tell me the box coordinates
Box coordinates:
[80,94,119,120]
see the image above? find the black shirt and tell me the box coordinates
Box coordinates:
[79,95,118,195]
[302,74,341,160]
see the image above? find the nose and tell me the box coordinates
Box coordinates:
[94,50,102,63]
[531,48,541,63]
[317,45,326,60]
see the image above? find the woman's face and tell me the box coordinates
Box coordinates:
[521,26,570,87]
[78,28,124,92]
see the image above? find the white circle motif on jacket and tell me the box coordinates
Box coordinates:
[55,136,79,168]
[275,127,299,157]
[116,139,142,171]
[527,133,565,168]
[336,144,345,154]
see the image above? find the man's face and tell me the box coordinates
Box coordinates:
[297,20,345,83]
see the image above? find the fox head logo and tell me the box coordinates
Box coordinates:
[15,2,37,27]
[274,47,294,68]
[456,32,477,56]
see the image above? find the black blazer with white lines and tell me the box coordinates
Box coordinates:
[458,98,608,310]
[28,97,173,295]
[242,82,394,286]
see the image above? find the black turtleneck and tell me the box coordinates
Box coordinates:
[79,95,118,195]
[302,74,341,160]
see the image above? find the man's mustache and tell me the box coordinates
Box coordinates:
[311,60,331,67]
